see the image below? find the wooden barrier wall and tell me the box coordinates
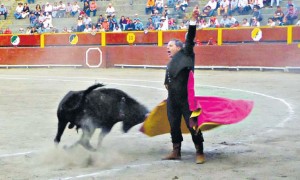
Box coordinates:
[0,44,299,67]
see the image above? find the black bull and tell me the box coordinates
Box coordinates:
[54,84,149,151]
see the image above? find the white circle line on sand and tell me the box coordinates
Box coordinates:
[49,160,181,180]
[201,85,294,130]
[0,151,36,158]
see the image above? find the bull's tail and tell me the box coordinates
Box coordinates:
[62,83,105,112]
[83,83,105,97]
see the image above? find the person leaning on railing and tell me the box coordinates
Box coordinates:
[0,3,7,20]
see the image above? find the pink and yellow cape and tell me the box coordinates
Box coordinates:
[140,71,254,137]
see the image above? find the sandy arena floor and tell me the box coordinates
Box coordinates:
[0,68,299,180]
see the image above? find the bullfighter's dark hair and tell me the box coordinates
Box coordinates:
[170,38,183,49]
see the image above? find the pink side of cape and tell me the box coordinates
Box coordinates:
[188,71,254,126]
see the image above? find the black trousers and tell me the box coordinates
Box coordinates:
[167,97,204,145]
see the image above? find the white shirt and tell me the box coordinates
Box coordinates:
[15,5,23,13]
[44,4,53,13]
[106,7,115,15]
[205,0,217,10]
[58,3,66,11]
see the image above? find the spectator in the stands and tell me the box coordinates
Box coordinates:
[146,17,155,29]
[83,14,92,26]
[113,25,122,32]
[219,14,230,27]
[200,5,213,18]
[155,0,164,14]
[30,26,38,34]
[231,20,240,28]
[71,1,80,17]
[217,0,229,16]
[102,18,110,31]
[83,1,90,16]
[267,18,276,27]
[237,0,249,15]
[145,0,155,14]
[91,24,98,33]
[208,15,220,28]
[284,4,298,25]
[168,17,177,30]
[28,0,35,4]
[163,5,170,16]
[119,15,127,30]
[125,19,136,31]
[44,2,53,16]
[253,0,264,9]
[23,3,30,16]
[199,19,209,28]
[241,18,250,26]
[180,0,189,12]
[228,0,239,15]
[83,24,92,32]
[173,3,184,18]
[65,2,72,17]
[250,16,260,26]
[34,4,42,17]
[3,27,12,34]
[76,15,85,32]
[252,6,263,22]
[270,0,279,8]
[44,12,53,29]
[178,21,187,29]
[0,3,8,20]
[106,3,115,16]
[52,2,59,18]
[37,13,46,28]
[14,2,25,19]
[96,14,105,29]
[286,0,294,8]
[227,14,237,27]
[151,10,161,29]
[204,0,217,16]
[29,11,38,27]
[135,18,144,30]
[273,6,284,22]
[89,0,97,16]
[108,15,118,31]
[57,1,66,18]
[158,16,168,30]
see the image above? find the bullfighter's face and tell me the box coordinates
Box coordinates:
[167,40,181,58]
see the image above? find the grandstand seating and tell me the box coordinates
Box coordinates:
[0,0,299,33]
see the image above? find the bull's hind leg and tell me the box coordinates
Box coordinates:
[96,126,113,150]
[77,127,96,151]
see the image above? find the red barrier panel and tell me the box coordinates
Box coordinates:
[0,44,299,67]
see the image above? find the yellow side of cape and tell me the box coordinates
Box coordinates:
[142,101,221,137]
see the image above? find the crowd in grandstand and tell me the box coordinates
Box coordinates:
[0,0,299,34]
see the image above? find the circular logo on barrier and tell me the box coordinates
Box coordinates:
[126,33,135,44]
[11,35,20,46]
[251,28,262,42]
[69,34,78,45]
